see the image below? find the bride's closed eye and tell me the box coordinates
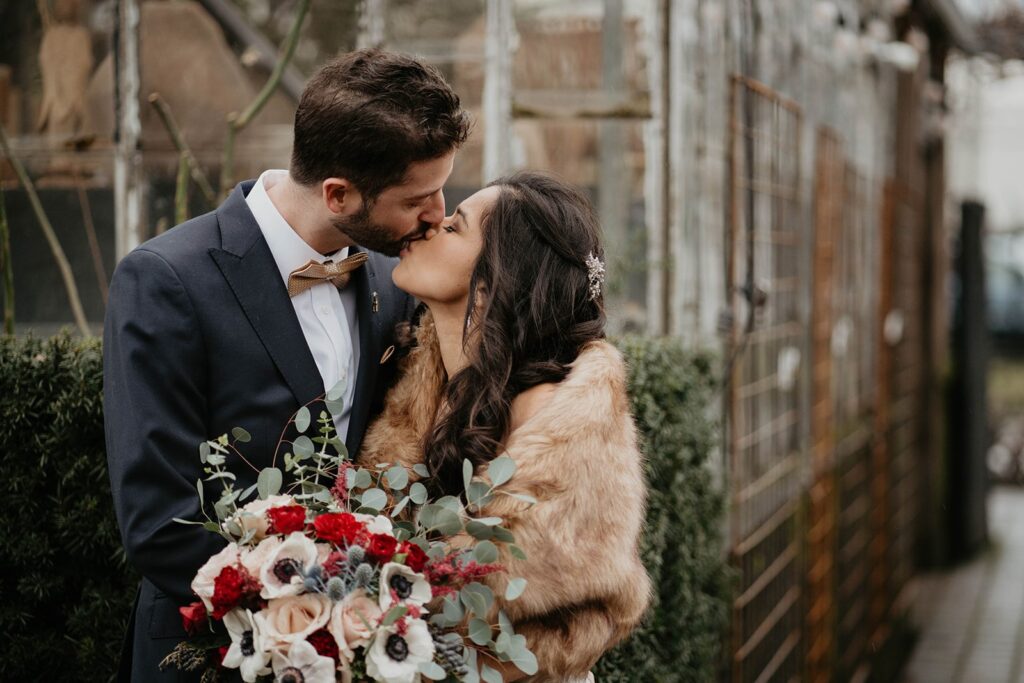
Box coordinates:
[443,225,457,234]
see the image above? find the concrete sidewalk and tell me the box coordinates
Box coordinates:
[902,486,1024,683]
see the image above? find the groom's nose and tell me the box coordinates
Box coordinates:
[418,190,446,226]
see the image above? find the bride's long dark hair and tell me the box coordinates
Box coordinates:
[423,171,607,497]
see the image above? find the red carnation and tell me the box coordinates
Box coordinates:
[314,512,365,546]
[210,566,244,619]
[307,628,340,663]
[267,505,307,535]
[179,601,208,635]
[399,541,429,573]
[365,533,398,564]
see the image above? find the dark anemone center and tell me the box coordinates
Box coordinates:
[273,558,303,583]
[386,634,409,662]
[240,630,255,657]
[279,667,304,683]
[389,574,413,600]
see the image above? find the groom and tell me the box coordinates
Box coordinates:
[104,49,470,681]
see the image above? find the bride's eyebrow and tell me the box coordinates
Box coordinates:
[455,207,469,225]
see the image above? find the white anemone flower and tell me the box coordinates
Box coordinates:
[378,562,432,612]
[365,619,435,683]
[271,639,336,683]
[260,532,318,599]
[222,609,272,682]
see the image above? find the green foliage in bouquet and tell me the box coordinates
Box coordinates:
[593,338,731,683]
[0,333,138,682]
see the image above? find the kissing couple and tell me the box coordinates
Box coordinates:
[104,49,650,683]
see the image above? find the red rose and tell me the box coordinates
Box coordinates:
[179,601,208,635]
[210,566,244,619]
[313,512,365,546]
[307,628,340,663]
[365,533,398,564]
[267,505,307,535]
[399,541,429,573]
[218,645,229,665]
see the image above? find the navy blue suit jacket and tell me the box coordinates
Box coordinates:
[103,181,414,681]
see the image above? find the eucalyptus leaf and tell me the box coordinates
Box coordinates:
[466,481,492,509]
[464,649,480,683]
[196,479,204,508]
[205,471,235,481]
[430,508,462,536]
[385,466,409,491]
[509,544,527,560]
[354,469,373,489]
[172,517,204,526]
[507,492,538,506]
[360,488,388,511]
[468,618,492,646]
[442,596,464,623]
[392,495,410,518]
[419,661,448,680]
[463,458,473,493]
[436,496,462,513]
[495,631,511,654]
[199,442,210,464]
[326,377,347,402]
[480,664,503,683]
[206,453,226,467]
[412,463,430,478]
[505,577,527,600]
[465,521,495,540]
[202,521,223,533]
[294,407,310,433]
[257,467,283,499]
[462,583,494,614]
[239,482,258,503]
[473,517,503,526]
[231,427,251,443]
[409,482,428,505]
[506,645,539,676]
[498,610,514,635]
[460,586,487,618]
[381,604,408,627]
[491,526,515,544]
[325,398,345,416]
[293,435,315,459]
[473,540,499,564]
[487,456,516,487]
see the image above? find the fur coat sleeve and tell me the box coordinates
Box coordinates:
[359,315,652,681]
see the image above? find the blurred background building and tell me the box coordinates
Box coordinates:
[3,0,1023,681]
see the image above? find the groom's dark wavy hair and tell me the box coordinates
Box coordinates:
[423,172,607,498]
[290,49,471,198]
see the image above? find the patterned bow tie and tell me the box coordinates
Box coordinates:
[286,251,368,297]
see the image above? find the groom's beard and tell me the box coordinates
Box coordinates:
[333,204,424,257]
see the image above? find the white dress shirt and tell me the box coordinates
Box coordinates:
[246,169,360,441]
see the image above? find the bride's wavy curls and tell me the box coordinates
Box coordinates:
[422,172,607,497]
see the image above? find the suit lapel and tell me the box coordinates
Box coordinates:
[346,248,382,456]
[209,182,325,409]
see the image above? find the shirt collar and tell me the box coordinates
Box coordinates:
[245,169,350,285]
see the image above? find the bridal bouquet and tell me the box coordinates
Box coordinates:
[163,386,538,683]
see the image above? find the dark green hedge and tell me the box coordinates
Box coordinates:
[0,333,138,681]
[0,333,728,682]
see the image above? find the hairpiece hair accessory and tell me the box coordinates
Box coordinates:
[585,252,606,301]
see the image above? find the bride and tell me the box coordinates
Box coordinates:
[358,171,651,682]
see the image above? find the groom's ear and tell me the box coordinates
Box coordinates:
[322,177,361,216]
